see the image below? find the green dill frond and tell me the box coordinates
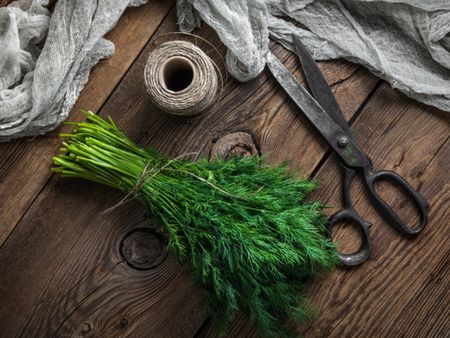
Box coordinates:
[52,111,338,337]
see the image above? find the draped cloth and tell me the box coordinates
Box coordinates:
[178,0,450,111]
[0,0,146,140]
[0,0,449,140]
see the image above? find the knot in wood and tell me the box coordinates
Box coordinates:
[118,318,129,329]
[120,229,167,270]
[80,322,93,335]
[211,132,259,159]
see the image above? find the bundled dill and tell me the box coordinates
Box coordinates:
[52,111,338,337]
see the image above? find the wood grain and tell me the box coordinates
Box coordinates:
[300,84,450,338]
[196,68,380,338]
[0,9,381,338]
[199,87,449,338]
[0,0,175,246]
[1,3,448,338]
[211,132,259,159]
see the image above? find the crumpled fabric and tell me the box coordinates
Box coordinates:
[1,0,449,140]
[177,0,450,112]
[0,0,145,140]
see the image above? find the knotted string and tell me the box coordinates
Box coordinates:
[102,152,198,214]
[102,151,251,214]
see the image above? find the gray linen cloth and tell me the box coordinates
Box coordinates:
[1,0,449,140]
[0,0,145,140]
[178,0,450,110]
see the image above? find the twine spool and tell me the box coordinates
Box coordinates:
[144,40,220,118]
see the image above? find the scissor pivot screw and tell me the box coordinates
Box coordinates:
[337,136,348,148]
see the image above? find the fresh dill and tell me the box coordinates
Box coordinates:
[52,111,338,337]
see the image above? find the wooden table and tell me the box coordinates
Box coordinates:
[1,2,449,337]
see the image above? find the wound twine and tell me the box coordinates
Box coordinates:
[144,39,221,118]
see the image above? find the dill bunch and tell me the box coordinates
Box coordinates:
[52,111,338,337]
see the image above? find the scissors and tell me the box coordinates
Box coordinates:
[266,36,429,266]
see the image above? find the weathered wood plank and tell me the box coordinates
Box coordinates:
[0,0,175,246]
[0,11,225,337]
[298,85,449,338]
[394,241,449,338]
[4,2,447,337]
[196,67,380,338]
[0,11,381,338]
[199,84,449,338]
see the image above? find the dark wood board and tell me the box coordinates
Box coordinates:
[200,84,450,338]
[0,0,175,246]
[0,2,449,338]
[300,86,450,338]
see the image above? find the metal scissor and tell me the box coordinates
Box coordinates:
[267,36,429,266]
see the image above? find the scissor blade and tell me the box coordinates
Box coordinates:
[292,36,352,136]
[266,52,366,168]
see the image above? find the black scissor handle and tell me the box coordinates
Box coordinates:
[327,165,373,266]
[364,169,428,235]
[328,208,372,266]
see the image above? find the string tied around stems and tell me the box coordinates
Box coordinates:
[102,152,248,214]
